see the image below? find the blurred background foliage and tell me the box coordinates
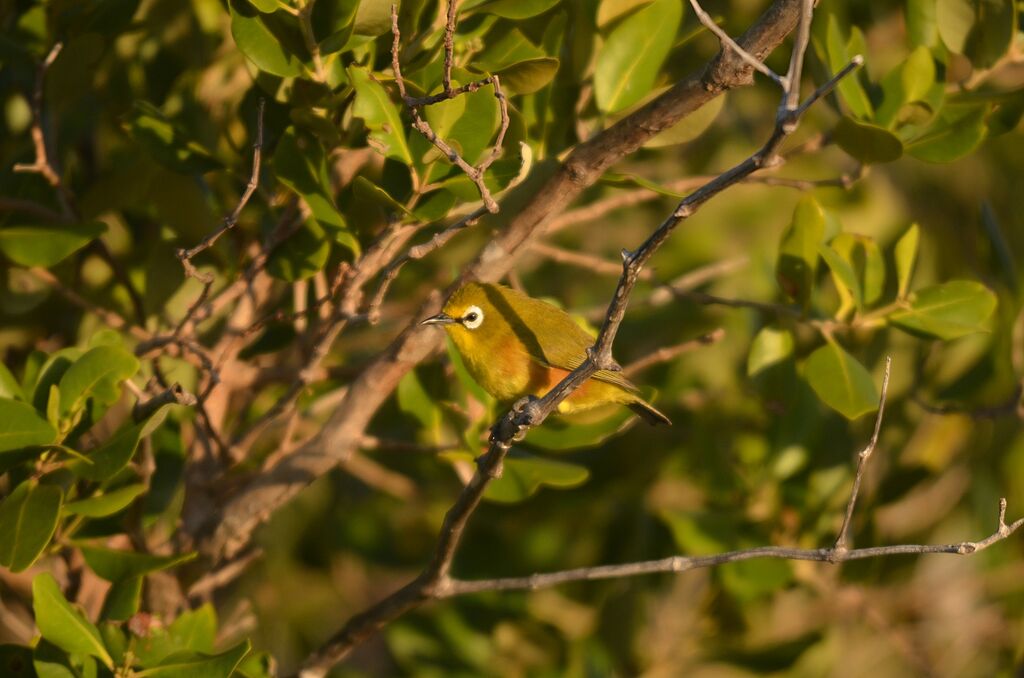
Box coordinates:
[1,0,1023,675]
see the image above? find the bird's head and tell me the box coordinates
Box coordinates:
[420,282,493,337]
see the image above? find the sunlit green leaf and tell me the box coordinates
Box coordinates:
[0,222,107,268]
[0,398,57,453]
[747,326,794,376]
[824,14,873,118]
[32,573,113,668]
[894,223,920,298]
[229,0,305,77]
[475,0,561,19]
[100,576,142,621]
[132,605,218,667]
[597,0,655,27]
[0,361,22,401]
[78,544,197,582]
[63,484,147,518]
[0,481,62,572]
[349,66,413,164]
[58,345,139,418]
[804,343,879,419]
[888,280,997,339]
[905,106,988,162]
[937,0,1016,69]
[594,0,682,113]
[833,116,903,164]
[776,196,825,307]
[133,641,251,678]
[820,243,862,315]
[483,450,590,502]
[69,406,171,482]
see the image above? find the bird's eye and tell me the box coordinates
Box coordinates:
[462,305,484,329]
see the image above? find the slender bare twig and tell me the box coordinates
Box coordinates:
[622,329,726,377]
[366,206,488,324]
[296,5,866,673]
[132,383,197,422]
[689,0,785,88]
[530,242,656,280]
[442,506,1024,594]
[176,98,266,277]
[206,0,815,581]
[834,355,891,553]
[12,42,74,217]
[390,3,508,212]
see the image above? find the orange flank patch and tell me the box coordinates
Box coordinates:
[530,365,633,414]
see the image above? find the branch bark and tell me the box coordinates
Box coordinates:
[204,0,810,565]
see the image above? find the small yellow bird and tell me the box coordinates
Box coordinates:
[422,282,670,425]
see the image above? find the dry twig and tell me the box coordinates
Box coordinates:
[295,3,875,673]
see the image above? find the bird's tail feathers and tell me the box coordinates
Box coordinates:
[628,399,671,426]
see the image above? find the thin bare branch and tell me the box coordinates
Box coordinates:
[13,42,74,217]
[296,8,869,674]
[390,4,507,213]
[834,356,892,553]
[132,383,197,422]
[622,329,725,377]
[688,0,785,88]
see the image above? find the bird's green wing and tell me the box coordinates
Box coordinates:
[490,285,639,393]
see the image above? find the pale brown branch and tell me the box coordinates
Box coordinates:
[295,7,866,674]
[207,0,811,580]
[390,4,506,212]
[529,242,656,280]
[834,355,891,553]
[132,383,197,422]
[622,329,725,377]
[12,42,74,218]
[689,0,785,88]
[443,509,1024,594]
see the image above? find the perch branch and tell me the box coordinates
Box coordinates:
[296,5,864,673]
[206,0,810,573]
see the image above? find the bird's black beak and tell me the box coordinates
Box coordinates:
[420,312,457,326]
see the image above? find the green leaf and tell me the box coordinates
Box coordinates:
[594,0,682,113]
[125,102,222,174]
[491,57,559,95]
[63,484,147,518]
[352,176,414,218]
[876,46,936,128]
[30,349,81,414]
[57,345,139,418]
[804,343,879,420]
[100,577,142,621]
[907,0,939,48]
[776,196,825,306]
[0,361,22,400]
[397,369,442,434]
[888,280,997,339]
[349,66,413,164]
[747,326,794,376]
[894,223,920,298]
[0,398,57,453]
[0,222,107,268]
[937,0,1016,69]
[32,573,113,668]
[820,243,862,315]
[273,126,354,254]
[0,480,62,572]
[600,172,685,197]
[645,93,726,147]
[247,0,278,11]
[833,116,904,164]
[132,605,218,666]
[597,0,655,27]
[824,14,873,118]
[475,0,561,19]
[481,450,589,503]
[133,641,251,678]
[78,544,197,582]
[830,233,886,306]
[905,106,988,163]
[266,218,331,281]
[474,27,545,72]
[229,0,305,77]
[353,0,392,35]
[70,406,171,482]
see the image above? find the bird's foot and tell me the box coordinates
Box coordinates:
[489,396,541,443]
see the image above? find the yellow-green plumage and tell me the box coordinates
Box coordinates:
[423,282,670,425]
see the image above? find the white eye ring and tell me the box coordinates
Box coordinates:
[462,305,484,329]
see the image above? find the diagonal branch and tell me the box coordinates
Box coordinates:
[295,5,865,674]
[205,0,811,574]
